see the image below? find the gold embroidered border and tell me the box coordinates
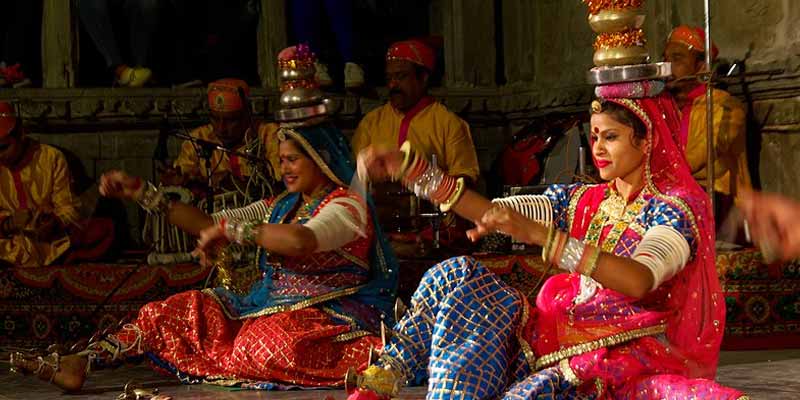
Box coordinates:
[280,128,345,186]
[567,185,592,232]
[322,306,359,329]
[534,324,666,369]
[558,358,581,386]
[335,248,370,270]
[515,294,537,369]
[599,195,647,253]
[203,284,365,320]
[332,330,373,343]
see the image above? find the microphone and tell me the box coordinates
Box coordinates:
[147,252,198,265]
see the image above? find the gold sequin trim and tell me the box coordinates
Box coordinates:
[567,185,592,231]
[515,294,537,369]
[280,128,345,186]
[322,306,360,330]
[558,358,581,386]
[332,330,373,343]
[203,284,366,320]
[535,324,666,369]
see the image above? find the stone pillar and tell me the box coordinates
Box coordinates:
[431,0,496,88]
[41,0,77,88]
[500,0,536,86]
[257,0,288,89]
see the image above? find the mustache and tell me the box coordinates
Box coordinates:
[389,89,404,96]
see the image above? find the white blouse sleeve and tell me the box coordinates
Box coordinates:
[304,197,368,252]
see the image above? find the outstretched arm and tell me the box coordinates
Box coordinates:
[99,170,214,235]
[358,144,677,299]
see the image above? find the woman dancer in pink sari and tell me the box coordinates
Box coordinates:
[352,89,747,399]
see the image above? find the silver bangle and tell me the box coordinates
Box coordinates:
[137,182,170,214]
[224,219,257,245]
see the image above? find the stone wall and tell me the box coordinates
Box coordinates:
[4,0,800,242]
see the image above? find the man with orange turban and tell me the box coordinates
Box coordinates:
[0,102,116,267]
[665,25,751,225]
[167,78,281,193]
[352,40,479,185]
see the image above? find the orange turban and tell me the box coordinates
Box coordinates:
[668,25,719,61]
[207,78,250,112]
[0,102,17,138]
[386,39,436,71]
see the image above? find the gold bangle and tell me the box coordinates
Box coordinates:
[541,225,556,264]
[580,246,601,277]
[439,177,466,212]
[549,231,569,266]
[396,141,415,181]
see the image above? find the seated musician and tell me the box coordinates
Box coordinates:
[350,39,480,252]
[0,102,113,267]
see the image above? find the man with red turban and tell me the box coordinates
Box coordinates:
[167,78,281,192]
[352,40,479,184]
[351,39,479,248]
[665,25,751,226]
[0,102,114,266]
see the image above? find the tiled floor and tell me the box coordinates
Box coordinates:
[0,350,797,399]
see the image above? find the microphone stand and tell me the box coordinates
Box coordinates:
[165,130,269,214]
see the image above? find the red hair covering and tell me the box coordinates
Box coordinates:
[668,25,719,61]
[207,78,250,112]
[0,101,17,138]
[386,39,437,71]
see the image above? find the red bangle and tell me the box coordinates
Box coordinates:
[219,218,227,238]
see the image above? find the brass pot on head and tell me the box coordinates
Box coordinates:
[593,45,649,67]
[588,8,645,33]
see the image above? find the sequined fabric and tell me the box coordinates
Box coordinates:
[115,290,380,387]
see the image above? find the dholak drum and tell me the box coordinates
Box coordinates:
[371,182,421,234]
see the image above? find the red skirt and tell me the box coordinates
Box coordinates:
[115,290,380,387]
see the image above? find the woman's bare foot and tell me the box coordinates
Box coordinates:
[9,352,88,392]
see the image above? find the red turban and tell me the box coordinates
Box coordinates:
[207,78,250,112]
[386,39,436,71]
[668,25,719,61]
[0,102,17,138]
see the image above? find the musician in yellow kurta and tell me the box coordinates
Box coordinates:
[0,102,78,267]
[168,79,281,191]
[351,40,479,183]
[665,26,751,208]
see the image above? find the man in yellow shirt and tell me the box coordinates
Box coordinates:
[665,25,751,223]
[0,102,101,267]
[166,78,281,197]
[351,39,480,184]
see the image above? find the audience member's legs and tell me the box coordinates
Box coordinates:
[76,0,124,69]
[124,0,160,68]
